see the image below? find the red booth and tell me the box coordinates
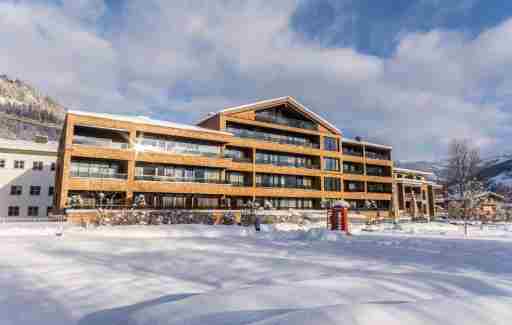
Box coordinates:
[327,200,350,234]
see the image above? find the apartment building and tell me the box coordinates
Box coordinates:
[392,167,442,219]
[55,97,394,221]
[0,138,58,220]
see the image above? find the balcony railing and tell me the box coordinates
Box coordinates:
[343,169,364,175]
[229,181,252,187]
[224,155,253,163]
[228,129,320,149]
[366,172,392,177]
[71,170,128,179]
[366,151,390,160]
[73,136,129,149]
[255,114,317,130]
[256,183,317,190]
[342,149,363,157]
[134,175,229,184]
[255,160,320,169]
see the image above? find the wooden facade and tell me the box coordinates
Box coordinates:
[55,97,394,218]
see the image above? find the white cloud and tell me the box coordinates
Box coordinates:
[0,0,511,160]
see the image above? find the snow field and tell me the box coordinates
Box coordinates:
[1,222,512,324]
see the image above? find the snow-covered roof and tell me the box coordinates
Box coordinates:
[393,167,433,176]
[342,137,392,150]
[69,110,233,137]
[197,96,342,135]
[0,138,58,154]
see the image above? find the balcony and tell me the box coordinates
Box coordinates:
[71,170,128,179]
[73,135,129,149]
[366,151,391,161]
[255,160,320,170]
[227,128,320,149]
[224,155,253,163]
[255,114,317,131]
[256,183,317,190]
[342,148,363,157]
[134,175,229,184]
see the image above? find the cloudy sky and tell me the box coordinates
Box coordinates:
[1,0,512,161]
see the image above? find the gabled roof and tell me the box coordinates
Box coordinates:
[197,96,342,135]
[69,110,233,136]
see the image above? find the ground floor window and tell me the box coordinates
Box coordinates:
[28,206,39,217]
[8,206,19,217]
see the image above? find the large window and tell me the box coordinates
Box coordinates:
[323,158,340,171]
[227,172,249,186]
[255,107,317,130]
[367,182,392,193]
[324,177,341,192]
[135,164,222,183]
[343,162,364,174]
[256,151,318,169]
[366,165,391,177]
[256,198,315,209]
[256,174,315,189]
[71,159,126,179]
[324,137,338,151]
[137,134,221,157]
[344,180,364,192]
[224,147,252,162]
[366,148,391,160]
[226,122,319,148]
[342,145,363,157]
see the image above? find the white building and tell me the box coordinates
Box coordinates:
[0,138,58,220]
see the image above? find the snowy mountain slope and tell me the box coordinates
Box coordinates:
[0,74,65,141]
[397,155,512,190]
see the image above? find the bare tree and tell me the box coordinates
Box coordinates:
[445,139,481,196]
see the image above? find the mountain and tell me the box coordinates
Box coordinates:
[0,74,65,141]
[396,155,512,194]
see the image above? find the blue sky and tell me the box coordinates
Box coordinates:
[1,0,512,160]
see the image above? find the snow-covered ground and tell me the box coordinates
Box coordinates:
[1,222,512,324]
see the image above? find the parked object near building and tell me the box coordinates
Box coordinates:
[54,96,394,223]
[0,138,57,220]
[392,168,443,221]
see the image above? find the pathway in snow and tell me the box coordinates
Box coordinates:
[1,223,512,324]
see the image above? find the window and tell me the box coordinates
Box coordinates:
[0,159,5,168]
[10,185,22,195]
[324,177,341,192]
[48,186,55,196]
[366,165,390,177]
[323,157,340,171]
[47,207,53,216]
[344,181,364,192]
[324,137,338,151]
[14,160,24,169]
[51,162,56,171]
[30,186,41,196]
[343,162,364,174]
[28,206,39,217]
[33,161,43,170]
[8,206,20,217]
[367,182,392,193]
